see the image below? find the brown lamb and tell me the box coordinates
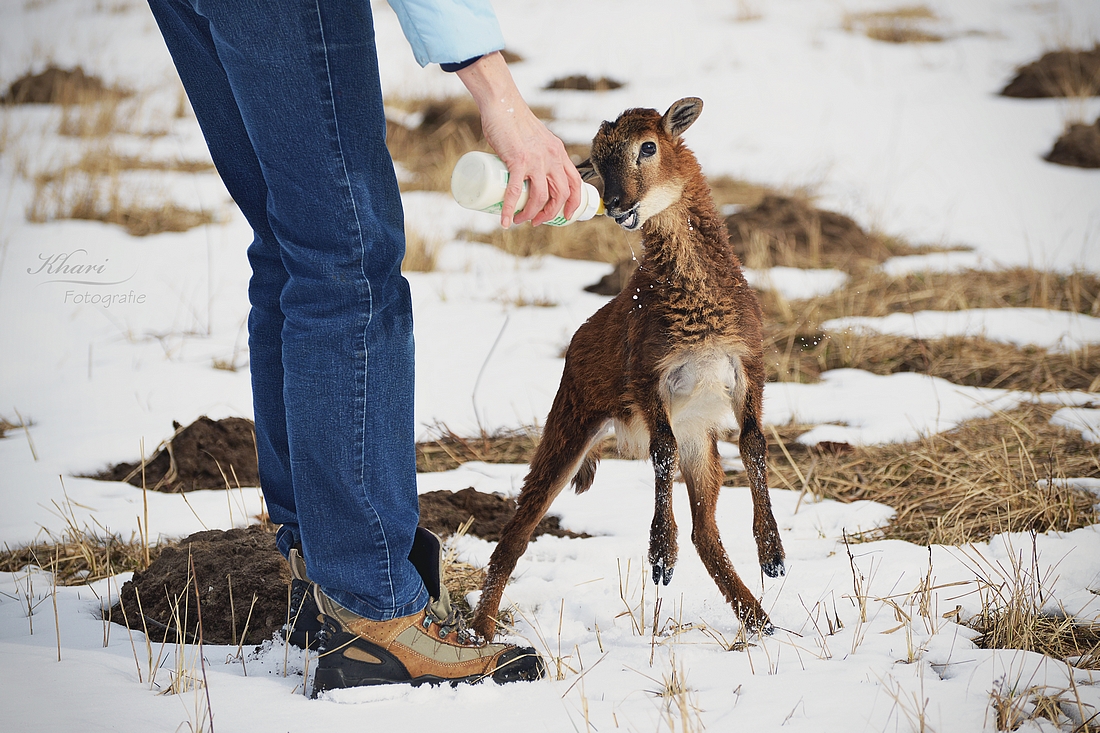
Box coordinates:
[471,97,785,640]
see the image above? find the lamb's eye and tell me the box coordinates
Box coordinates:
[639,141,657,158]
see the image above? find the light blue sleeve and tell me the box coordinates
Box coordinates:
[384,0,505,67]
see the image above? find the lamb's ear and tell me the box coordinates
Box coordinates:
[576,158,600,182]
[661,97,703,139]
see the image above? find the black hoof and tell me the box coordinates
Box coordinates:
[651,559,674,586]
[761,558,786,578]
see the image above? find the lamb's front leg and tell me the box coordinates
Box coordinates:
[648,418,678,585]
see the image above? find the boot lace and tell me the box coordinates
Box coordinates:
[422,606,483,646]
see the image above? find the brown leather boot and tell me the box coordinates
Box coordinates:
[310,529,545,694]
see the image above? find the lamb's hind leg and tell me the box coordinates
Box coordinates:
[738,376,785,577]
[682,434,772,633]
[472,411,608,641]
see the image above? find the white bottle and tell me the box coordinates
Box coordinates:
[450,151,603,226]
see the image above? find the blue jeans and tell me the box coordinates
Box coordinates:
[148,0,429,620]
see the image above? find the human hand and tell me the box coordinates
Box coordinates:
[456,52,581,227]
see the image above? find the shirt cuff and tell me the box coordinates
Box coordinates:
[440,55,483,73]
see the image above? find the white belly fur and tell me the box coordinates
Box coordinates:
[612,346,746,461]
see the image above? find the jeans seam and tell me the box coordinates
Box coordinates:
[314,0,394,614]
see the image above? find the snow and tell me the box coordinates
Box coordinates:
[823,308,1100,353]
[744,266,849,300]
[2,0,1100,731]
[1051,407,1100,444]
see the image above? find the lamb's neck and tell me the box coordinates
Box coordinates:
[641,194,730,283]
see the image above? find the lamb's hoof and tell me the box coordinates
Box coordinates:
[742,611,774,637]
[651,559,674,586]
[761,558,786,578]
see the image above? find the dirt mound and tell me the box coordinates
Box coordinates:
[1001,46,1100,98]
[583,195,891,294]
[584,258,639,296]
[111,525,289,646]
[2,65,128,105]
[545,75,624,91]
[1045,118,1100,168]
[725,194,893,270]
[94,416,259,493]
[108,490,587,644]
[418,487,589,541]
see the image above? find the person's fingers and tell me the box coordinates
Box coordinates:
[499,170,525,228]
[557,160,582,221]
[517,170,549,225]
[532,166,569,226]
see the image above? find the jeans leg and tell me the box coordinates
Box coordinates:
[147,0,426,620]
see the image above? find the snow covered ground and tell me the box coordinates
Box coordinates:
[1,1,1099,731]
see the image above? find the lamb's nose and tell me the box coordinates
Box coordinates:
[606,195,620,210]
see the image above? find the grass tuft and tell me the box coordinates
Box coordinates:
[1,530,157,586]
[842,5,944,44]
[402,226,445,272]
[1,65,130,106]
[28,143,217,235]
[544,75,625,92]
[963,536,1100,671]
[757,403,1099,546]
[760,267,1100,390]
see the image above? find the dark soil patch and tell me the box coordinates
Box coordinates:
[111,525,289,646]
[418,488,589,541]
[1045,118,1100,168]
[499,49,524,64]
[108,490,586,644]
[545,75,624,92]
[2,65,129,105]
[1001,46,1100,98]
[92,416,259,493]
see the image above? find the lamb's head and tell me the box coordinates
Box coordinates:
[579,97,703,231]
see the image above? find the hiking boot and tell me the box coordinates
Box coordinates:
[282,545,323,649]
[310,527,545,694]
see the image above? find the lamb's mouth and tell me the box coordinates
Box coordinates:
[613,207,640,230]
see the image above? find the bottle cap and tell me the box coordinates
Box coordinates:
[576,182,603,222]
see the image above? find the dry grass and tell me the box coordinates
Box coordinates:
[727,193,958,274]
[544,75,625,92]
[962,536,1100,677]
[842,5,944,44]
[28,144,217,236]
[760,267,1100,390]
[0,415,24,439]
[1001,44,1100,101]
[416,424,543,473]
[385,96,554,194]
[755,403,1099,546]
[0,531,158,586]
[402,226,443,272]
[768,331,1100,392]
[466,213,636,264]
[1,65,130,106]
[415,423,617,473]
[10,65,218,235]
